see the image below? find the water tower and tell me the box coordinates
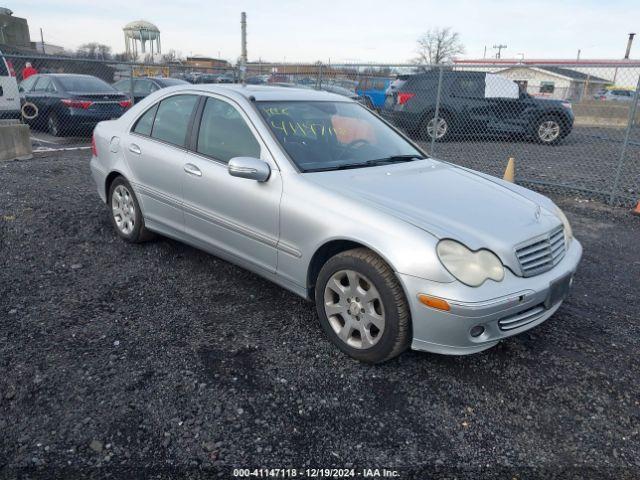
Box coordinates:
[123,20,161,60]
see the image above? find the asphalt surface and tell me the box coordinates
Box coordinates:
[1,150,639,479]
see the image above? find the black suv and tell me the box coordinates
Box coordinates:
[382,71,574,145]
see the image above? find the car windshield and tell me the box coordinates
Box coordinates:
[57,76,114,92]
[158,78,188,86]
[257,101,425,172]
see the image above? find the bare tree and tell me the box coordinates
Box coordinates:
[414,27,465,65]
[160,50,183,64]
[76,42,112,60]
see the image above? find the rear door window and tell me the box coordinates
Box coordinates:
[451,76,485,98]
[19,75,38,93]
[150,94,198,147]
[133,79,157,96]
[33,77,55,93]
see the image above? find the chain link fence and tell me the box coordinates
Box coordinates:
[6,53,640,206]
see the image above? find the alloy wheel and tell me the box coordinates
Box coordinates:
[111,185,136,235]
[538,120,560,142]
[323,269,385,349]
[427,117,448,139]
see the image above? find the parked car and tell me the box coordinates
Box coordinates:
[113,76,188,103]
[246,75,271,85]
[273,81,361,102]
[19,74,131,136]
[217,73,236,83]
[382,71,574,145]
[356,76,392,109]
[0,49,20,119]
[593,88,635,102]
[90,84,582,363]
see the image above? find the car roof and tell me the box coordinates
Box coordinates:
[165,83,354,102]
[36,73,97,78]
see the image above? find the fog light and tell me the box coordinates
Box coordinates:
[470,325,485,337]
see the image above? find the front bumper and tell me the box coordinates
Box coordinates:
[400,239,583,355]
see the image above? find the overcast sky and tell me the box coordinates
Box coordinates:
[14,0,640,63]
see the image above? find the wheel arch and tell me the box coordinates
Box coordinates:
[306,238,402,300]
[419,105,454,129]
[104,170,126,202]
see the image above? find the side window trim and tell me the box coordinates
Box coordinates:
[187,96,207,151]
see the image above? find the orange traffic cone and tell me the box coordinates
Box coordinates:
[632,200,640,216]
[503,157,515,183]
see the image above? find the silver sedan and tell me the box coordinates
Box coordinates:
[90,84,582,363]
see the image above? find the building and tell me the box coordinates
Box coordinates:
[185,56,231,70]
[33,41,66,56]
[495,66,609,100]
[0,7,32,50]
[454,58,640,100]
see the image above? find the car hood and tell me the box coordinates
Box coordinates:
[306,159,562,269]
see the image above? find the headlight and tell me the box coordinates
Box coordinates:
[553,205,573,246]
[436,240,505,287]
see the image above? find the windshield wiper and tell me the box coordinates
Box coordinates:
[363,155,426,166]
[306,155,425,172]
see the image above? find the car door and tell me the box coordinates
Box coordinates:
[484,74,528,133]
[124,94,199,235]
[448,74,490,133]
[28,77,60,124]
[0,56,19,116]
[181,95,282,273]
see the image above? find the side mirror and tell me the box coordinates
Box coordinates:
[228,157,271,182]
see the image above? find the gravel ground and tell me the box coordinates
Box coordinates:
[416,125,640,205]
[1,150,639,479]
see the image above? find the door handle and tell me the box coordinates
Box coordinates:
[183,163,202,177]
[129,144,141,155]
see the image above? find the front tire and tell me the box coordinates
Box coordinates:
[315,248,411,363]
[107,176,154,243]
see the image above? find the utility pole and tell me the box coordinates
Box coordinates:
[40,28,45,54]
[624,33,636,59]
[483,46,487,58]
[576,49,581,61]
[493,44,507,59]
[240,12,247,85]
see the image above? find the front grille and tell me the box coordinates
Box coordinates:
[515,226,565,277]
[498,304,546,331]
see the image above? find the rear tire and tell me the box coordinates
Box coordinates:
[315,248,411,363]
[107,176,154,243]
[47,112,62,137]
[420,112,451,142]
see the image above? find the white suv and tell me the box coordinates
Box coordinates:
[0,50,20,120]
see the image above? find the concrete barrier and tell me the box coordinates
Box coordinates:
[0,121,33,161]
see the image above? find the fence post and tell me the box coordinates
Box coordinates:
[609,74,640,205]
[430,64,445,157]
[318,62,323,89]
[129,64,134,105]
